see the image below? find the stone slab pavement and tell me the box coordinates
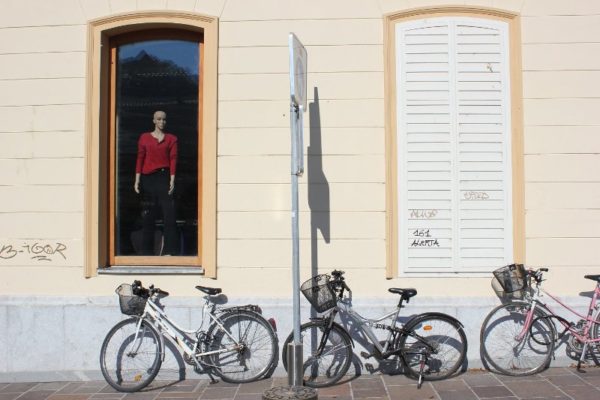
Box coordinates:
[2,367,600,400]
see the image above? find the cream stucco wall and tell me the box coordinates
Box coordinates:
[0,0,599,300]
[520,1,600,297]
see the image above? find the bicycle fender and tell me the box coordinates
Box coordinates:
[404,312,465,329]
[219,304,263,314]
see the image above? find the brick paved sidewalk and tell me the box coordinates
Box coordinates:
[1,368,600,400]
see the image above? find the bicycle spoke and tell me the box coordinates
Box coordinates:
[481,302,554,376]
[209,311,277,383]
[100,319,162,392]
[399,315,467,381]
[282,321,353,388]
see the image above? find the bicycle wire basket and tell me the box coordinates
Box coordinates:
[300,274,337,313]
[491,263,527,301]
[115,283,147,316]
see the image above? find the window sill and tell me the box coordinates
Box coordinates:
[98,266,204,275]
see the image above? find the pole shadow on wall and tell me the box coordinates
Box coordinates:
[307,88,414,381]
[309,88,360,381]
[308,87,330,280]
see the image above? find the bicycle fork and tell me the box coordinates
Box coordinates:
[311,312,337,357]
[316,325,333,357]
[516,305,537,343]
[128,321,145,357]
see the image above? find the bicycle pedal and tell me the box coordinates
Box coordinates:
[360,351,373,359]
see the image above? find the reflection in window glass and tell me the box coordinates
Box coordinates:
[115,39,199,256]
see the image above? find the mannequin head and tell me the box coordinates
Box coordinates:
[153,110,167,131]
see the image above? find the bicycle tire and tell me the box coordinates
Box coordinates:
[590,307,600,343]
[480,301,555,376]
[207,310,278,383]
[282,321,353,388]
[99,318,162,392]
[397,314,467,382]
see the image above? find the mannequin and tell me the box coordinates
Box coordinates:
[134,110,179,255]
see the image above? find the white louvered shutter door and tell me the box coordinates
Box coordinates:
[396,17,513,273]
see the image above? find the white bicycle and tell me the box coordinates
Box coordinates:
[99,280,279,392]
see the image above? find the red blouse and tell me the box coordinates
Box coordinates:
[135,132,178,175]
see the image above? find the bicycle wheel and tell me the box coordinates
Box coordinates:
[397,314,467,382]
[282,321,353,388]
[100,318,162,392]
[481,301,555,376]
[590,307,600,341]
[208,310,278,383]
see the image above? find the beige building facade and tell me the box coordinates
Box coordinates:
[1,0,600,380]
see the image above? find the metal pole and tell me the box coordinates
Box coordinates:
[263,33,317,400]
[263,104,317,400]
[288,103,303,387]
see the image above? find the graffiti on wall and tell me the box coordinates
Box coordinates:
[0,242,67,262]
[408,191,491,250]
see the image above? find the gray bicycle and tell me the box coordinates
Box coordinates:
[282,270,467,388]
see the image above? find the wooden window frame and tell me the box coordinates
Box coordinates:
[85,12,218,277]
[109,29,203,266]
[384,7,525,277]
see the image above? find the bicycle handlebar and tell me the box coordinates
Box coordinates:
[132,280,169,298]
[331,270,345,278]
[526,267,549,284]
[329,270,351,298]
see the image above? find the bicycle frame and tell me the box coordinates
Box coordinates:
[330,298,403,355]
[526,282,600,346]
[135,295,242,362]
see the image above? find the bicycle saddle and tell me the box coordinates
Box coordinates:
[388,288,417,298]
[584,275,600,282]
[195,285,222,295]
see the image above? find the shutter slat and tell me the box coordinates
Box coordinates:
[405,62,450,72]
[461,228,504,238]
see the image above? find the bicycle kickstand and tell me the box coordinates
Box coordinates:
[576,342,588,373]
[417,354,426,389]
[192,358,220,383]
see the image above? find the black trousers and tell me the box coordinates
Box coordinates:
[140,169,178,255]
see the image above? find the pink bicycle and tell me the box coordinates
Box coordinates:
[480,264,600,376]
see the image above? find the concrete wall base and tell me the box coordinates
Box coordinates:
[0,295,593,382]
